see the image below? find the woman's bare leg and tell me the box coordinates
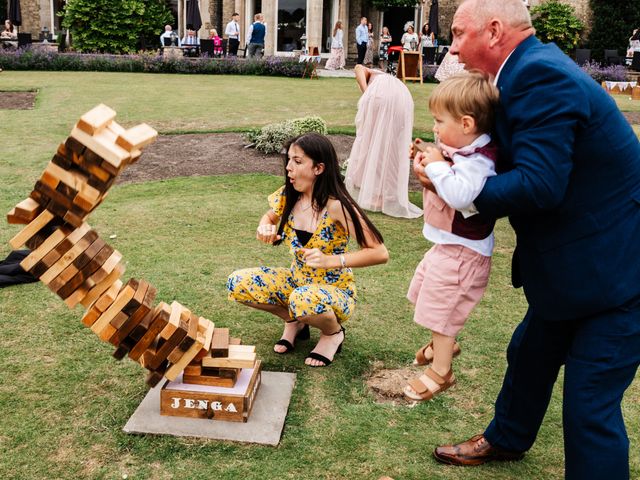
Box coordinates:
[298,312,344,366]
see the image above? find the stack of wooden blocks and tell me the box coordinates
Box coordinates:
[6,105,261,410]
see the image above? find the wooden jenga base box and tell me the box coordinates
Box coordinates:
[160,361,261,422]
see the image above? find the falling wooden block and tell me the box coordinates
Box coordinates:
[81,280,122,327]
[164,318,215,381]
[20,226,70,272]
[115,124,158,152]
[9,209,55,250]
[9,197,42,224]
[68,261,125,308]
[90,279,136,335]
[70,126,130,171]
[127,302,171,362]
[147,304,189,370]
[40,228,97,285]
[109,282,156,347]
[76,104,117,135]
[210,327,230,357]
[202,348,257,369]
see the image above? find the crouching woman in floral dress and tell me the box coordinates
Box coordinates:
[227,133,388,367]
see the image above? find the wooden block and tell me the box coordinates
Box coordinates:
[146,371,165,388]
[34,181,73,209]
[65,262,124,308]
[77,259,124,308]
[164,319,214,382]
[182,370,238,388]
[193,318,215,361]
[120,278,144,316]
[229,337,241,345]
[40,228,97,285]
[128,302,171,361]
[58,243,113,300]
[7,208,25,225]
[64,136,86,157]
[202,350,257,369]
[112,345,128,360]
[40,169,60,190]
[108,282,157,347]
[47,261,80,294]
[115,123,158,152]
[80,305,102,328]
[211,328,230,357]
[183,364,202,376]
[9,209,55,250]
[85,249,123,286]
[51,151,73,170]
[73,237,106,270]
[90,280,136,335]
[76,104,117,135]
[167,311,198,364]
[20,226,69,272]
[11,197,42,223]
[70,126,130,170]
[94,279,123,312]
[148,307,189,370]
[228,345,256,354]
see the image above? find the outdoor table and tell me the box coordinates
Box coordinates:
[299,54,321,80]
[397,50,423,84]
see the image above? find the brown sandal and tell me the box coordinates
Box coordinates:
[403,367,456,401]
[414,340,461,366]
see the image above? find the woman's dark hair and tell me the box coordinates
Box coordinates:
[5,19,14,32]
[274,133,384,248]
[422,23,431,36]
[632,29,640,41]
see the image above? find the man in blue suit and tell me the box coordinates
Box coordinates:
[429,1,640,478]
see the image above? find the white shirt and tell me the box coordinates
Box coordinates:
[160,30,181,47]
[331,29,343,49]
[423,134,496,256]
[225,20,240,39]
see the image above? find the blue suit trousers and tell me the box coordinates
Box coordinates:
[484,297,640,480]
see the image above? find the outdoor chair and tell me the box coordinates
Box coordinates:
[604,49,622,65]
[200,39,215,57]
[221,38,228,57]
[17,33,32,48]
[575,48,591,65]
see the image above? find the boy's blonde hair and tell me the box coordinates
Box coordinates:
[428,71,500,134]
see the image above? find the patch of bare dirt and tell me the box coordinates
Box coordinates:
[117,132,424,191]
[0,90,36,109]
[366,361,422,406]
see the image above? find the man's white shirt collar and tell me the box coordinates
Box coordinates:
[494,49,516,86]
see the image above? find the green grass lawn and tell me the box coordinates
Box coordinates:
[0,72,639,480]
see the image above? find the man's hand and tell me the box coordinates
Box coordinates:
[256,224,281,244]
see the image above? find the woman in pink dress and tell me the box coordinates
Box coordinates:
[345,65,422,219]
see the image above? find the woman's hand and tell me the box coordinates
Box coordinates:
[300,248,334,269]
[256,224,281,244]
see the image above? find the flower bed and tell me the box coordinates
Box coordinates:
[0,49,306,77]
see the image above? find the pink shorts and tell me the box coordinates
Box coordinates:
[407,243,491,337]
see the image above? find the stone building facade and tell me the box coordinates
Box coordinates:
[15,0,592,57]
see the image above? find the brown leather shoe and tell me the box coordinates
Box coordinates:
[433,434,525,466]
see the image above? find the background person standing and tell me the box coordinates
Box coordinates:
[247,13,267,59]
[225,12,241,56]
[355,17,368,65]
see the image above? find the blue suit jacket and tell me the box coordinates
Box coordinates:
[475,36,640,321]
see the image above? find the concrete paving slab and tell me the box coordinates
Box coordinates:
[123,371,296,446]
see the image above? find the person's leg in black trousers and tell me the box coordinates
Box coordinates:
[229,38,239,56]
[357,42,367,65]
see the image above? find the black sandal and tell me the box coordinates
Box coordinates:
[306,326,345,367]
[274,322,310,354]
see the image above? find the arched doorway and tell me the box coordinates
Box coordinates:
[382,6,416,47]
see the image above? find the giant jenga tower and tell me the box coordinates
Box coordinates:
[7,105,260,402]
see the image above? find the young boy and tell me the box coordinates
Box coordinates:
[404,71,500,401]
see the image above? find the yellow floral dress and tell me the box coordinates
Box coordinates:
[227,186,357,322]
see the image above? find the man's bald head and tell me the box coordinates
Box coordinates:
[450,0,535,76]
[459,0,532,31]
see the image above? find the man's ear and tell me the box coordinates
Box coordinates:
[487,19,503,48]
[461,115,477,134]
[314,163,325,175]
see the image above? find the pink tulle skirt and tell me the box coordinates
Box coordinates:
[345,73,422,218]
[325,48,345,70]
